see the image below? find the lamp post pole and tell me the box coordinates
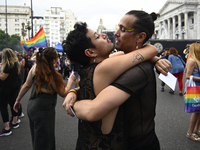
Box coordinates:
[21,23,27,56]
[5,0,8,47]
[25,21,32,40]
[31,0,33,38]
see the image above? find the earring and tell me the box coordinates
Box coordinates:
[136,43,138,49]
[93,56,96,63]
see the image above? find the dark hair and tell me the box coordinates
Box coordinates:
[62,22,95,66]
[163,48,169,51]
[126,10,157,44]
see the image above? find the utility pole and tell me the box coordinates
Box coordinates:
[5,0,8,47]
[31,0,33,38]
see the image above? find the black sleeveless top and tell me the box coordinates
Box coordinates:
[76,63,127,150]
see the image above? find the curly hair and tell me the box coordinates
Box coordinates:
[62,22,95,66]
[126,10,158,44]
[1,48,21,74]
[169,47,178,56]
[35,47,64,95]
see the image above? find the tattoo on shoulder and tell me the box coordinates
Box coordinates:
[133,52,144,63]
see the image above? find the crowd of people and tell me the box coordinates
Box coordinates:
[0,8,200,150]
[0,48,77,139]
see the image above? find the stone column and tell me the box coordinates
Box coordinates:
[164,20,167,39]
[168,18,171,39]
[194,11,197,39]
[197,5,200,39]
[178,14,182,39]
[159,22,162,39]
[173,16,176,39]
[184,12,188,39]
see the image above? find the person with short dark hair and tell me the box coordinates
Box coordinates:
[63,10,172,150]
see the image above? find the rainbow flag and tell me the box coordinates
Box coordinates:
[21,27,48,52]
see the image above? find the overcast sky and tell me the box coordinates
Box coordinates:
[1,0,167,30]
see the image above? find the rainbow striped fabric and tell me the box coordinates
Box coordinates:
[185,86,200,113]
[21,27,48,51]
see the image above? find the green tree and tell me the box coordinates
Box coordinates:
[0,29,22,51]
[0,29,9,51]
[9,34,22,51]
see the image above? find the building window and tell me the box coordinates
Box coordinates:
[15,15,19,18]
[60,17,64,19]
[14,9,19,12]
[15,24,19,27]
[15,29,20,32]
[192,18,194,24]
[15,19,19,22]
[45,16,49,19]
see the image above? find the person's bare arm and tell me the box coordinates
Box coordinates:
[63,45,157,115]
[73,86,130,121]
[21,58,25,67]
[0,73,9,80]
[94,44,158,95]
[14,66,34,112]
[151,56,172,75]
[186,58,200,81]
[52,71,76,97]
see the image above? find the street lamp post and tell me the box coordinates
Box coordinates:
[31,0,33,38]
[25,21,32,40]
[175,30,179,39]
[5,0,8,47]
[182,29,185,39]
[21,23,27,55]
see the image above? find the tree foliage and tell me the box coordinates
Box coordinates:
[0,29,22,51]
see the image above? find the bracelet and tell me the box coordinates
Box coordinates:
[67,88,78,96]
[154,58,161,66]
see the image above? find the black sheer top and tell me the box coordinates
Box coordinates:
[76,63,126,150]
[111,61,157,148]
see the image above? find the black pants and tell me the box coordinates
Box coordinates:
[0,86,20,123]
[128,130,160,150]
[27,94,57,150]
[161,81,165,87]
[64,67,70,78]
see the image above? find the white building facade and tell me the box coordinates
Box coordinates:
[43,7,77,47]
[153,0,200,40]
[0,4,31,40]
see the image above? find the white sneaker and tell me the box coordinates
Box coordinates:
[19,112,25,118]
[17,119,21,124]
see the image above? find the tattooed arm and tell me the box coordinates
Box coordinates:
[64,45,157,117]
[93,44,157,95]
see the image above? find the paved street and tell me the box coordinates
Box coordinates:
[0,75,200,150]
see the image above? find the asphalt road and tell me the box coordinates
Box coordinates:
[0,74,200,150]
